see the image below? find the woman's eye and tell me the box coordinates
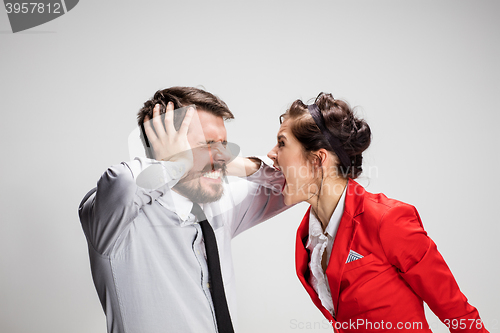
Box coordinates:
[278,141,284,148]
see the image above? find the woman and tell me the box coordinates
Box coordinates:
[267,93,488,333]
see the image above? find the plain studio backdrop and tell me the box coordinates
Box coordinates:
[0,1,498,332]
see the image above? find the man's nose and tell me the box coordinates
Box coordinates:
[210,143,232,163]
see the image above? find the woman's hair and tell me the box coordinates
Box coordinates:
[281,92,371,179]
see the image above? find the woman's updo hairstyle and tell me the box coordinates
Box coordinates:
[280,92,371,179]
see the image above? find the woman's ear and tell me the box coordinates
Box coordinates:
[310,149,328,169]
[316,149,329,168]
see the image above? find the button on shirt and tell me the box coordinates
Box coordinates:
[78,157,286,333]
[305,186,346,317]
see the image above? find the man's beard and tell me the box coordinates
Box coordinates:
[173,163,227,204]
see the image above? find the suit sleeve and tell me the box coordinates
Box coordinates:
[378,204,488,333]
[78,157,186,256]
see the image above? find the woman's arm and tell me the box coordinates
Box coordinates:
[378,204,488,333]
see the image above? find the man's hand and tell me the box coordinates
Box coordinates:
[143,102,195,170]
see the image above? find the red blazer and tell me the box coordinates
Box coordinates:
[296,180,488,333]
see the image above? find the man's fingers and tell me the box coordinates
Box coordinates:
[164,102,175,135]
[178,107,194,136]
[152,104,165,137]
[143,115,158,142]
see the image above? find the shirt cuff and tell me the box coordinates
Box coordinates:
[245,156,284,192]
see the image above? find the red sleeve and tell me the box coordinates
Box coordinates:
[379,204,488,333]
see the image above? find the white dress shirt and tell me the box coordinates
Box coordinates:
[78,157,287,333]
[305,186,347,316]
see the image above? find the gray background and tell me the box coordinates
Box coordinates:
[0,1,498,332]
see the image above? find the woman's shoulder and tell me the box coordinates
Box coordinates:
[350,180,419,223]
[365,190,414,211]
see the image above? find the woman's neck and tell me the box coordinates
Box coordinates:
[307,176,348,232]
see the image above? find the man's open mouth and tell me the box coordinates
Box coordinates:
[202,169,222,179]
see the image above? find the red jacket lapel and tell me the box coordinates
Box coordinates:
[295,180,366,318]
[295,206,335,322]
[326,179,365,314]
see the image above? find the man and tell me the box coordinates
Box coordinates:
[78,87,286,333]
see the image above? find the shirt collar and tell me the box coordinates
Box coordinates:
[157,189,194,223]
[308,184,347,239]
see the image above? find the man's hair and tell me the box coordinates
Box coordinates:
[137,86,234,158]
[137,86,234,126]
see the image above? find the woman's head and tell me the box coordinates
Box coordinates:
[267,93,371,205]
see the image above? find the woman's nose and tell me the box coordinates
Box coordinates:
[267,145,277,161]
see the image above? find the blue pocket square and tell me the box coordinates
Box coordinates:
[346,250,364,264]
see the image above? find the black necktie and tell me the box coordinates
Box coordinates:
[191,203,235,333]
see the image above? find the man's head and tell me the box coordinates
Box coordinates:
[137,86,234,132]
[137,87,235,203]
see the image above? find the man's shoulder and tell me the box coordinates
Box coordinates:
[79,187,97,210]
